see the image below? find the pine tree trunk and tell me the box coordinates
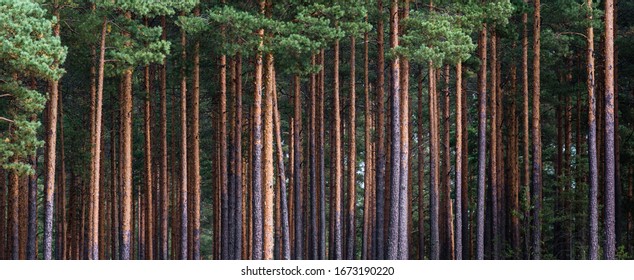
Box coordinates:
[521,4,531,259]
[251,1,265,259]
[309,54,318,260]
[417,69,425,260]
[603,0,616,260]
[347,36,357,260]
[144,63,154,260]
[0,169,5,260]
[455,62,463,260]
[235,54,244,259]
[220,53,229,261]
[495,42,505,257]
[397,0,410,260]
[86,17,107,260]
[386,0,401,260]
[510,60,520,259]
[120,65,133,259]
[228,57,236,260]
[159,15,169,260]
[293,73,303,260]
[119,12,133,260]
[110,88,119,260]
[374,0,386,260]
[443,65,454,260]
[272,67,291,260]
[460,66,469,260]
[587,0,599,260]
[476,26,488,260]
[490,32,499,260]
[334,37,343,260]
[43,4,61,260]
[9,169,19,259]
[26,149,37,259]
[178,24,188,260]
[262,52,275,260]
[318,49,327,260]
[362,27,373,260]
[191,7,201,260]
[531,0,542,260]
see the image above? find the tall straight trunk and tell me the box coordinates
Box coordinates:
[212,112,220,260]
[87,5,98,262]
[139,173,146,259]
[178,24,188,260]
[476,26,488,260]
[455,62,463,260]
[417,69,425,260]
[374,0,386,260]
[43,3,61,260]
[19,170,26,259]
[220,54,228,262]
[397,0,410,260]
[120,52,134,261]
[98,139,106,260]
[159,16,169,260]
[54,113,64,260]
[386,0,401,260]
[318,49,327,260]
[272,68,291,260]
[442,65,454,260]
[362,28,373,260]
[262,53,275,260]
[144,64,154,260]
[490,32,499,260]
[429,62,439,260]
[9,169,19,259]
[347,36,357,260]
[603,0,616,260]
[170,81,179,259]
[309,55,318,260]
[510,61,520,258]
[460,65,469,260]
[191,7,201,260]
[334,37,343,260]
[287,113,295,257]
[586,0,599,260]
[0,169,5,260]
[242,156,248,260]
[251,0,265,259]
[531,0,542,260]
[110,87,119,260]
[86,17,107,260]
[26,150,37,259]
[228,58,236,260]
[293,74,303,260]
[495,41,505,256]
[521,3,531,258]
[119,12,133,260]
[235,54,244,259]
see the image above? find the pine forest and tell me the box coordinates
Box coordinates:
[1,0,634,260]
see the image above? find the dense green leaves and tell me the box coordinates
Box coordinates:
[0,0,66,174]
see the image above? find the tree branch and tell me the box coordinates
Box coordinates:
[0,116,15,123]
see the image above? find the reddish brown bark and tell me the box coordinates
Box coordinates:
[251,1,265,259]
[603,0,616,260]
[347,35,357,260]
[531,0,542,259]
[263,53,275,260]
[587,0,599,260]
[374,0,386,260]
[476,26,487,260]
